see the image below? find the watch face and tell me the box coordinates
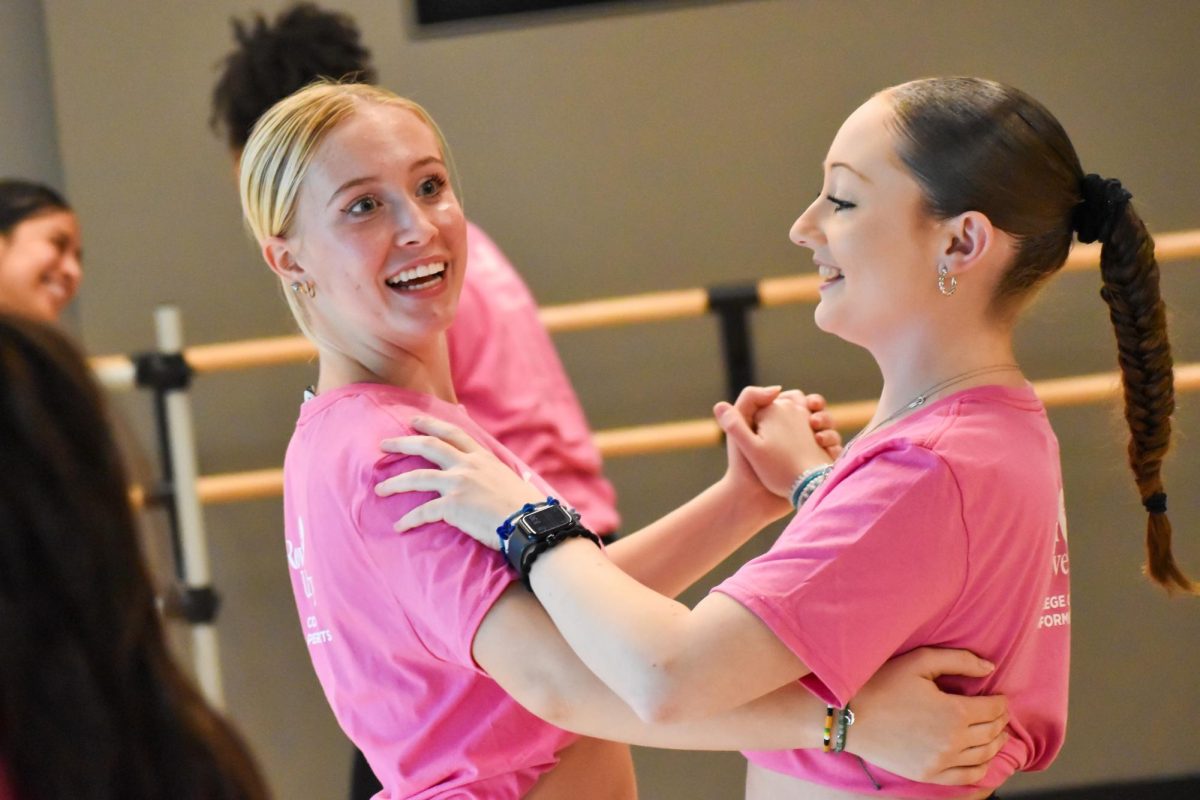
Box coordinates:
[522,505,574,536]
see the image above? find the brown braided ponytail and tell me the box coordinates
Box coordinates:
[886,78,1194,595]
[1086,189,1197,594]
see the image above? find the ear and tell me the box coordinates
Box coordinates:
[260,236,307,284]
[938,211,995,276]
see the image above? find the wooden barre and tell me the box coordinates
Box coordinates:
[92,228,1200,383]
[155,362,1197,506]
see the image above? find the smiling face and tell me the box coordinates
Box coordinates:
[274,102,468,368]
[0,210,83,322]
[789,93,944,349]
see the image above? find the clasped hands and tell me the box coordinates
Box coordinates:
[374,384,841,548]
[713,385,843,519]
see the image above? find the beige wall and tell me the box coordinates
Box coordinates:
[30,0,1200,797]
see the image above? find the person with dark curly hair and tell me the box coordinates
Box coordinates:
[383,76,1193,798]
[0,179,82,323]
[0,314,271,800]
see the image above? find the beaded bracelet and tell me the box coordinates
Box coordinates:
[790,465,833,509]
[821,705,835,752]
[832,705,855,754]
[496,496,560,547]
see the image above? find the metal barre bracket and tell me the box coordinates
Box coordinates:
[166,585,222,624]
[707,282,762,401]
[133,351,194,392]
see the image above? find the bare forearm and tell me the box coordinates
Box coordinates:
[480,584,823,750]
[554,676,825,751]
[606,476,782,597]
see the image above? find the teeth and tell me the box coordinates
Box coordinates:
[386,262,447,286]
[818,264,843,280]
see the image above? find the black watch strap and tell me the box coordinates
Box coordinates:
[503,507,601,589]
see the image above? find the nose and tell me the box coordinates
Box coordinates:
[63,252,83,282]
[394,199,437,248]
[789,195,825,250]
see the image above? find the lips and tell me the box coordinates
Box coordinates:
[816,262,844,284]
[384,261,447,292]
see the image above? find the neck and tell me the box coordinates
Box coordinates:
[867,317,1022,432]
[315,333,457,403]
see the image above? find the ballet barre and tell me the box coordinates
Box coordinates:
[90,228,1200,390]
[175,362,1200,505]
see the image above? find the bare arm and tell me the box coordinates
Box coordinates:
[476,583,1009,782]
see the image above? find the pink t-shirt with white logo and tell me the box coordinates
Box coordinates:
[715,384,1070,797]
[282,383,577,799]
[447,223,619,534]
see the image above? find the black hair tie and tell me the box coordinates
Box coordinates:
[1073,173,1132,244]
[1143,492,1168,514]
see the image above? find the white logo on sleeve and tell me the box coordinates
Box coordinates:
[287,515,333,645]
[1038,490,1071,630]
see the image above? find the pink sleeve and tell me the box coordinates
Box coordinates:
[352,451,518,671]
[713,443,968,706]
[447,224,619,533]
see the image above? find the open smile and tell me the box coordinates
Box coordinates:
[385,261,447,292]
[817,262,844,288]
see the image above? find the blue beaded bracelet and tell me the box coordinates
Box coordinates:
[497,496,560,547]
[789,465,833,509]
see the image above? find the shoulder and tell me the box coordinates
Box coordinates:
[297,385,420,449]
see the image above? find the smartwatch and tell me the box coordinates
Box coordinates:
[503,502,601,588]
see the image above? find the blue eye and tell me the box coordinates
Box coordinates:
[826,195,856,212]
[417,176,447,198]
[346,196,380,215]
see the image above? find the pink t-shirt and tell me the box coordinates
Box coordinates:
[715,384,1070,797]
[447,223,619,534]
[283,383,577,799]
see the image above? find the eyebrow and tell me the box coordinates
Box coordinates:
[827,161,872,183]
[326,156,447,206]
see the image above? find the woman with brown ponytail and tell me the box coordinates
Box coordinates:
[379,76,1193,798]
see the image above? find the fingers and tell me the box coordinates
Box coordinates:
[907,647,996,680]
[965,703,1010,742]
[805,393,827,412]
[379,434,465,468]
[959,693,1009,729]
[393,497,451,533]
[808,410,834,431]
[715,400,761,455]
[960,728,1009,765]
[732,385,783,419]
[409,415,484,453]
[374,469,446,498]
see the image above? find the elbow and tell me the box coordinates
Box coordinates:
[626,664,694,725]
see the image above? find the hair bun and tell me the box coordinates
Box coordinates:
[1073,173,1132,244]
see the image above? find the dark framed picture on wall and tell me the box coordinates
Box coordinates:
[415,0,626,25]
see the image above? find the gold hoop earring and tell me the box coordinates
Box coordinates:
[937,264,957,297]
[290,280,316,298]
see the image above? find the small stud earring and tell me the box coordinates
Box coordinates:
[290,280,316,298]
[937,264,957,297]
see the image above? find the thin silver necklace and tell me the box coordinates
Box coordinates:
[840,363,1021,458]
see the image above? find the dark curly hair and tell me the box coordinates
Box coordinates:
[209,2,376,153]
[0,314,271,799]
